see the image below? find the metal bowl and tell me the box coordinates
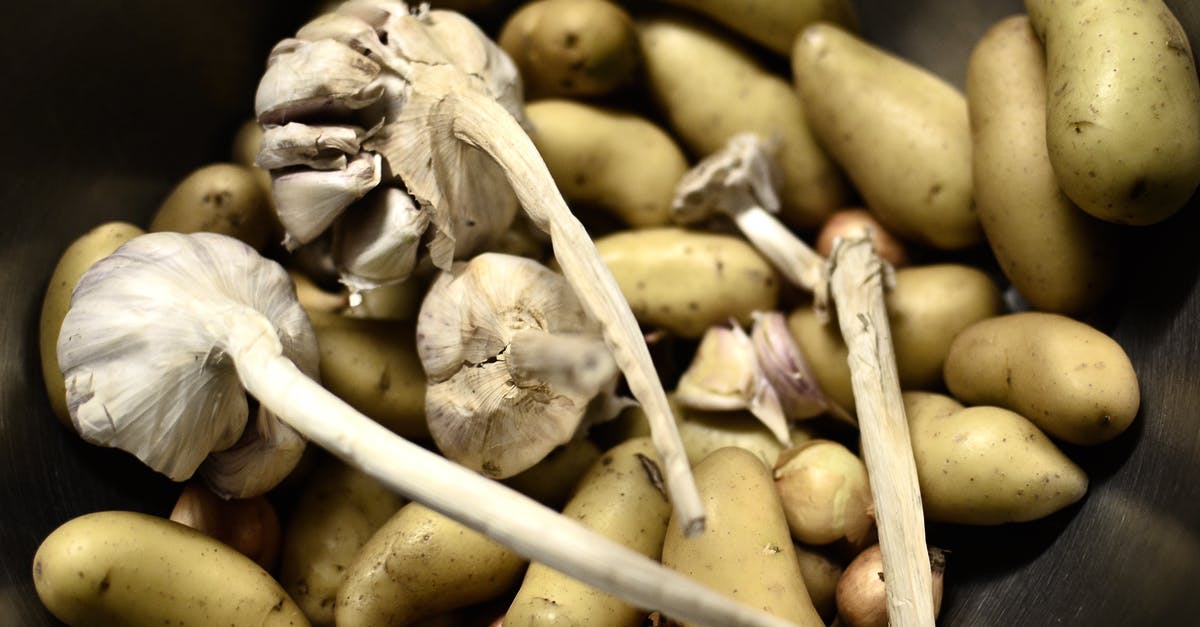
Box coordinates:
[2,1,1197,625]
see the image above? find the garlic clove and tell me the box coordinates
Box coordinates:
[255,38,386,125]
[675,324,758,412]
[272,152,383,249]
[751,310,832,421]
[201,406,307,499]
[334,186,430,292]
[257,122,369,171]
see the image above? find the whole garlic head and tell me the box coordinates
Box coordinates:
[417,253,618,478]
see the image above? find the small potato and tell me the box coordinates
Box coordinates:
[498,0,639,98]
[1027,0,1200,225]
[661,447,824,627]
[40,222,144,424]
[792,23,981,250]
[787,264,1004,412]
[525,99,689,228]
[793,544,843,623]
[281,457,404,626]
[904,392,1089,524]
[309,311,429,440]
[335,503,527,627]
[655,0,858,56]
[502,437,602,509]
[33,511,307,627]
[594,227,780,338]
[638,14,848,229]
[943,312,1140,445]
[967,15,1119,315]
[506,437,672,626]
[149,163,276,251]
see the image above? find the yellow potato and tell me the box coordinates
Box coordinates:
[594,227,780,338]
[40,222,144,424]
[280,457,405,626]
[498,0,639,98]
[525,99,688,228]
[792,544,844,623]
[792,23,981,250]
[967,15,1119,315]
[506,437,672,626]
[638,13,848,229]
[943,312,1140,445]
[33,511,308,627]
[661,447,824,627]
[655,0,858,56]
[1027,0,1200,225]
[335,502,526,627]
[149,163,276,251]
[231,117,273,198]
[502,437,602,508]
[904,392,1089,525]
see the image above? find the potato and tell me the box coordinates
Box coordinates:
[149,163,276,251]
[792,23,981,250]
[787,264,1004,412]
[502,437,602,508]
[967,15,1120,315]
[524,99,688,228]
[655,0,858,56]
[904,392,1089,524]
[231,118,274,198]
[498,0,638,98]
[943,312,1140,445]
[40,221,144,424]
[638,14,848,229]
[506,437,672,626]
[594,227,780,338]
[309,311,429,440]
[792,544,843,623]
[281,457,404,626]
[33,511,308,627]
[335,502,526,627]
[1027,0,1200,225]
[680,409,816,468]
[661,447,824,627]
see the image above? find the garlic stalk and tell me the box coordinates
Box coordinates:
[255,1,703,531]
[57,232,793,627]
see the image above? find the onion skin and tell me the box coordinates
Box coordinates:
[816,209,909,267]
[835,543,945,627]
[169,482,281,571]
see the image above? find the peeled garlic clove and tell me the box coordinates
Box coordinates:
[257,122,368,171]
[675,324,757,412]
[255,39,385,124]
[272,152,383,249]
[334,187,430,292]
[751,310,831,420]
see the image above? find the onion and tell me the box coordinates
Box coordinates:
[836,543,946,627]
[816,209,910,267]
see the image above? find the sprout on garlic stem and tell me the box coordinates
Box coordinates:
[57,232,798,627]
[254,0,703,533]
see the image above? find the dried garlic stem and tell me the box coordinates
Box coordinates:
[226,312,793,627]
[732,205,825,293]
[451,90,705,535]
[827,237,934,627]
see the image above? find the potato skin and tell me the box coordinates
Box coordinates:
[594,227,780,338]
[335,502,527,627]
[638,14,847,229]
[1027,0,1200,225]
[281,457,404,626]
[792,23,981,250]
[40,222,144,424]
[944,312,1140,445]
[904,392,1088,525]
[525,99,688,228]
[498,0,639,98]
[149,163,276,250]
[33,511,308,627]
[661,447,824,627]
[505,437,672,626]
[968,15,1119,315]
[655,0,858,56]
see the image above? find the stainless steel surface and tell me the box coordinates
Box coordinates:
[1,1,1197,625]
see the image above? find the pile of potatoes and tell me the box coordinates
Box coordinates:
[32,0,1200,626]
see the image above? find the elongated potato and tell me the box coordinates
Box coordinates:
[149,163,276,251]
[33,511,308,627]
[968,15,1119,315]
[787,264,1003,412]
[502,437,602,508]
[281,457,405,626]
[335,502,527,627]
[943,312,1140,445]
[40,221,144,424]
[506,437,672,626]
[661,447,824,627]
[638,14,847,229]
[792,23,981,250]
[594,227,780,338]
[1027,0,1200,225]
[655,0,858,56]
[904,392,1088,524]
[525,99,688,228]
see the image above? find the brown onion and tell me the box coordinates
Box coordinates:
[836,543,945,627]
[816,209,910,267]
[169,482,281,570]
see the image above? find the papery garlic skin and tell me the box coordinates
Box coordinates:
[751,310,832,421]
[675,324,758,412]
